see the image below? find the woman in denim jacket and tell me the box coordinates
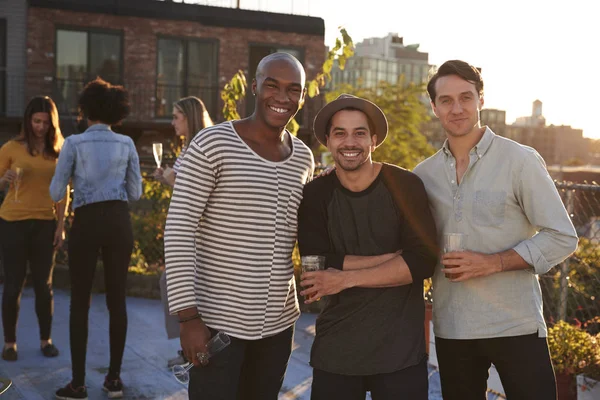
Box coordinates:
[152,96,213,368]
[51,78,142,400]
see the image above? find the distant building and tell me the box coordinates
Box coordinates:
[507,100,589,165]
[330,32,433,88]
[507,124,588,165]
[481,108,507,138]
[514,99,546,127]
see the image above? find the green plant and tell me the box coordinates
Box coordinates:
[548,320,600,379]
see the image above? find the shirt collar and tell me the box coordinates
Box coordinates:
[442,126,496,159]
[84,124,112,133]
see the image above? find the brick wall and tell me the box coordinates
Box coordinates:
[26,7,325,128]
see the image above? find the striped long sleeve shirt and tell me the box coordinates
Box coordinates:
[164,121,314,340]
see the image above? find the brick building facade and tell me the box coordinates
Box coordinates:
[8,0,325,154]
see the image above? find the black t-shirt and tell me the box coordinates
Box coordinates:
[298,163,438,375]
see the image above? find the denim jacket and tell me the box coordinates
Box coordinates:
[50,124,143,209]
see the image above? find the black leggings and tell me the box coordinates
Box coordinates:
[0,218,56,343]
[67,201,133,387]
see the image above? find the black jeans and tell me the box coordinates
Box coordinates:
[188,325,294,400]
[435,333,557,400]
[311,356,428,400]
[67,201,133,387]
[0,218,56,343]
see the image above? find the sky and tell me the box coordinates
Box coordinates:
[190,0,598,139]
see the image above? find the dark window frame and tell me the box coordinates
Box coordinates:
[0,19,7,116]
[54,25,125,83]
[53,26,124,116]
[155,35,220,120]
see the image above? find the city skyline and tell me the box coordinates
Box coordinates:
[221,0,597,139]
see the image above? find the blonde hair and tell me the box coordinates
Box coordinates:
[174,96,213,146]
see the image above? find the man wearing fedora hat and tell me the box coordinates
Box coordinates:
[297,94,438,399]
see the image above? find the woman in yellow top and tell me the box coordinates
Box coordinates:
[0,96,68,361]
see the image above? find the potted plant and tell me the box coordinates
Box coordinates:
[548,319,600,400]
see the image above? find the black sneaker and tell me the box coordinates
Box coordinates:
[55,383,88,400]
[103,376,123,399]
[1,347,17,361]
[41,343,60,357]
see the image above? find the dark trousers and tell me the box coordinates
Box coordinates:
[67,201,133,387]
[0,218,56,343]
[435,333,557,400]
[311,356,428,400]
[188,325,294,400]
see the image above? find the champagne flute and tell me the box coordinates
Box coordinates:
[152,142,163,168]
[13,167,23,203]
[172,331,231,384]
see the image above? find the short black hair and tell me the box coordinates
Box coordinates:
[325,107,376,139]
[78,77,130,125]
[427,60,484,104]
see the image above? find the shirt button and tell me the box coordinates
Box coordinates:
[450,163,454,167]
[451,180,455,184]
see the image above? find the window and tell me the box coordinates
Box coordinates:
[0,19,6,116]
[246,44,305,122]
[55,28,123,114]
[156,37,218,119]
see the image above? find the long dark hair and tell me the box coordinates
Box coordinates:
[19,96,64,158]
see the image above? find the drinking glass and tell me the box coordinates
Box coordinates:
[172,331,231,384]
[301,255,326,302]
[443,233,467,279]
[152,142,163,168]
[13,167,23,203]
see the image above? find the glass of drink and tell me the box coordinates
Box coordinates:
[152,142,163,168]
[301,255,326,302]
[172,331,231,385]
[13,167,23,203]
[443,233,467,279]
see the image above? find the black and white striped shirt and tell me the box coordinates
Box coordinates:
[164,121,314,340]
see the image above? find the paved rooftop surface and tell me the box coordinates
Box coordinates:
[0,286,446,399]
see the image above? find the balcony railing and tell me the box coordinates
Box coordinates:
[4,73,221,122]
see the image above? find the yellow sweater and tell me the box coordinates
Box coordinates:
[0,140,61,221]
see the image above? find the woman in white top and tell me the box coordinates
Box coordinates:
[153,96,213,367]
[153,96,213,186]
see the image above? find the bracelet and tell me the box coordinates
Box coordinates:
[498,254,505,272]
[178,314,201,323]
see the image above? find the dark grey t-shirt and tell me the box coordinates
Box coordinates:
[298,164,438,375]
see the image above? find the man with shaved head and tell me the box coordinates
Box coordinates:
[164,52,314,399]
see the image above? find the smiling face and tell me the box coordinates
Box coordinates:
[326,109,377,172]
[30,112,51,140]
[432,74,484,138]
[252,57,306,131]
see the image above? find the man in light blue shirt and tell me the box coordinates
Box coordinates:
[413,60,578,400]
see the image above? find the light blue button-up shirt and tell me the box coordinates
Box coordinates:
[50,124,142,209]
[413,127,578,339]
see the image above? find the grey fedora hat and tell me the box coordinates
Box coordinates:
[312,94,388,147]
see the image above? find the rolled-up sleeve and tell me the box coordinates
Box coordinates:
[297,180,345,270]
[50,138,74,202]
[387,171,439,282]
[513,151,578,274]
